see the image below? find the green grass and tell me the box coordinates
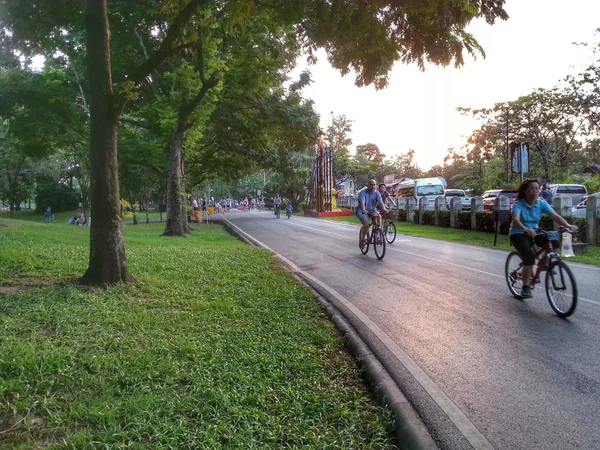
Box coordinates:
[0,219,396,449]
[321,215,600,267]
[0,209,166,224]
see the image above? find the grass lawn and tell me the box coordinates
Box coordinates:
[0,209,166,224]
[0,219,396,449]
[321,215,600,267]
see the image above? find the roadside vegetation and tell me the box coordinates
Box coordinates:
[322,215,600,267]
[0,218,396,449]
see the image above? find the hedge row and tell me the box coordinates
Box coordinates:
[389,209,597,243]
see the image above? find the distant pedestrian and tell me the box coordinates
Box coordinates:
[540,182,553,204]
[45,207,53,223]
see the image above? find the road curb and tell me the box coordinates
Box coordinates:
[219,217,438,450]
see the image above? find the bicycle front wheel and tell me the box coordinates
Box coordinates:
[385,221,396,244]
[359,229,369,255]
[545,260,578,318]
[505,251,524,299]
[373,228,386,260]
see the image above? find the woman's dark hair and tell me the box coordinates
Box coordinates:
[517,178,541,200]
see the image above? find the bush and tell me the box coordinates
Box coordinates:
[457,211,471,230]
[438,210,451,228]
[396,209,407,222]
[35,180,79,214]
[422,210,435,226]
[474,212,510,234]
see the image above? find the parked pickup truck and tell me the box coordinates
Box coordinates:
[444,189,472,210]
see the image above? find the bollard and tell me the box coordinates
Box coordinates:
[586,193,600,246]
[434,196,445,226]
[406,197,416,222]
[494,195,510,212]
[396,197,407,211]
[552,195,572,230]
[471,197,483,231]
[418,196,427,224]
[450,197,462,228]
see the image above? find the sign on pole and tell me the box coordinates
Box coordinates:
[384,174,394,184]
[511,141,529,175]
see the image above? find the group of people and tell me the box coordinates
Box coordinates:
[67,214,89,226]
[356,178,576,299]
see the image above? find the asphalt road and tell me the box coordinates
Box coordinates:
[217,209,600,450]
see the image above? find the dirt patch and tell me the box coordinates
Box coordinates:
[0,223,7,228]
[0,285,38,295]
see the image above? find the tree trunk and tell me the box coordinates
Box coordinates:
[80,0,133,287]
[163,127,188,236]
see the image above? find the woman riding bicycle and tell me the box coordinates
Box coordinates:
[510,179,576,299]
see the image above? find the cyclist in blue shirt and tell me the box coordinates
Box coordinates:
[510,179,576,298]
[357,179,388,247]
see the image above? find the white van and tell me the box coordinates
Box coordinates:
[393,177,446,210]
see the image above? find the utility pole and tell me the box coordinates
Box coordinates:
[505,107,510,183]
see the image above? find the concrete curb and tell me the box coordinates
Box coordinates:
[219,218,438,449]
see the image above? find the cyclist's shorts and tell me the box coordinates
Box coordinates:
[510,233,559,266]
[355,210,370,225]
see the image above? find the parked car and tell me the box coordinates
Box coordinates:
[549,184,588,205]
[481,189,501,211]
[444,189,472,210]
[482,189,518,211]
[571,196,588,218]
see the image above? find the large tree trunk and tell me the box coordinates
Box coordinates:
[80,0,133,286]
[163,127,188,236]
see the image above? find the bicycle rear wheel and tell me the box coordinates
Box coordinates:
[505,251,524,299]
[545,260,577,318]
[373,228,386,260]
[384,220,397,244]
[359,229,369,255]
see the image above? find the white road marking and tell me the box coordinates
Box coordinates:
[222,215,495,450]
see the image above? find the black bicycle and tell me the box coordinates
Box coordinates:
[382,215,397,244]
[359,212,386,260]
[505,227,578,318]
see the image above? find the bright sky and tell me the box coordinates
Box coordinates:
[294,0,600,170]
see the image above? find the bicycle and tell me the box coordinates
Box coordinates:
[505,227,578,318]
[286,209,292,219]
[382,214,397,244]
[359,212,386,260]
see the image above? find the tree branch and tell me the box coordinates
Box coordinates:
[115,0,210,114]
[182,72,220,130]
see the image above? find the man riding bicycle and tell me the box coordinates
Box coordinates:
[357,180,388,247]
[510,178,576,299]
[273,193,282,217]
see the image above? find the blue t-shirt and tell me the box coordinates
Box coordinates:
[357,189,383,214]
[509,198,554,235]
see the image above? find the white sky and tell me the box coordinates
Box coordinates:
[293,0,600,170]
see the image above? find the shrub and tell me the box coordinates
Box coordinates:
[422,210,435,226]
[438,210,451,228]
[396,209,407,222]
[457,211,471,230]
